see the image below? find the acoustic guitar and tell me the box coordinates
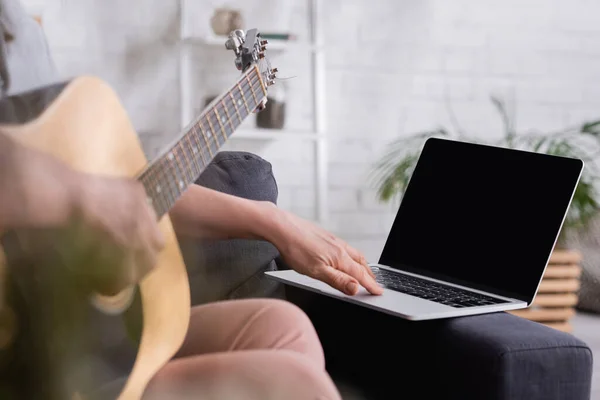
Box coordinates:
[0,28,277,399]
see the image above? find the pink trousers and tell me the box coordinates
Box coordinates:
[143,299,342,400]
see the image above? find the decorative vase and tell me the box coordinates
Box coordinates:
[256,82,286,129]
[210,8,244,36]
[256,98,286,129]
[229,10,244,31]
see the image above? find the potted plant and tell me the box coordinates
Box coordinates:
[370,97,600,330]
[371,96,600,247]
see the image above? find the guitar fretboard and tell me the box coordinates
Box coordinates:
[138,65,266,217]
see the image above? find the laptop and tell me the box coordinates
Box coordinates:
[265,137,584,320]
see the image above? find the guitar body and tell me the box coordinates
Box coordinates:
[0,76,190,399]
[0,27,275,400]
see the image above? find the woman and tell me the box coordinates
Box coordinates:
[0,1,381,398]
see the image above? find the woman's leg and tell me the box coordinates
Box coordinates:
[144,299,341,399]
[145,350,341,400]
[175,298,325,367]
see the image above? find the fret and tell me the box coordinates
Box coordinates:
[245,75,258,105]
[207,110,225,148]
[228,92,242,125]
[141,165,159,202]
[137,66,265,219]
[150,180,166,215]
[191,126,208,167]
[198,121,214,157]
[140,172,162,216]
[177,141,195,185]
[250,75,265,101]
[202,118,219,155]
[150,180,167,218]
[148,162,164,203]
[217,101,234,139]
[213,108,228,142]
[172,146,186,190]
[237,82,251,114]
[182,134,194,175]
[220,99,235,132]
[166,151,183,193]
[183,139,198,180]
[244,83,258,106]
[157,186,169,217]
[186,130,203,173]
[236,87,250,121]
[254,67,267,98]
[154,163,176,210]
[239,88,255,116]
[160,167,177,212]
[162,155,181,200]
[163,176,178,211]
[169,153,185,195]
[201,146,213,169]
[205,112,221,151]
[208,116,220,155]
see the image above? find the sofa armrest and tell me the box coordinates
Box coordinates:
[286,288,593,400]
[430,312,593,400]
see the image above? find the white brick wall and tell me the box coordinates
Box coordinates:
[20,0,600,261]
[322,0,600,260]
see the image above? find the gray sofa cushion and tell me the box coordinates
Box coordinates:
[178,151,284,305]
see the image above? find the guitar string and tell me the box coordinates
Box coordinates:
[171,76,262,194]
[139,71,260,196]
[140,73,262,211]
[146,71,262,193]
[142,74,265,217]
[140,77,255,199]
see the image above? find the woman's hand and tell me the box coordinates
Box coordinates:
[268,208,383,296]
[0,132,164,295]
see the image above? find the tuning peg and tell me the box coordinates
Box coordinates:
[260,39,268,46]
[225,29,245,54]
[234,58,243,70]
[234,29,246,41]
[225,38,236,50]
[260,45,267,51]
[272,67,278,74]
[258,52,265,59]
[267,79,276,86]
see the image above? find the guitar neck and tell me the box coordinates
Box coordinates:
[138,65,266,218]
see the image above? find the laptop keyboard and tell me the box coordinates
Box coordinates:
[371,267,508,308]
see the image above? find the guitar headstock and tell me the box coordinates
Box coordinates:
[225,28,278,111]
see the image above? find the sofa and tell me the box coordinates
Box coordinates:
[186,151,594,400]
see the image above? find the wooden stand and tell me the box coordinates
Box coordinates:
[509,250,582,332]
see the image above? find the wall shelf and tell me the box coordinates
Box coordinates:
[233,128,323,141]
[178,0,328,225]
[182,35,290,51]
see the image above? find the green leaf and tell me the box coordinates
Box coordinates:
[581,120,600,135]
[374,151,420,203]
[490,95,514,139]
[370,95,600,231]
[532,137,549,153]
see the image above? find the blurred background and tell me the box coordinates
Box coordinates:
[25,0,599,261]
[18,1,600,392]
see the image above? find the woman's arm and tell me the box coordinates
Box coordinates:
[0,131,164,294]
[170,184,383,296]
[169,184,279,241]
